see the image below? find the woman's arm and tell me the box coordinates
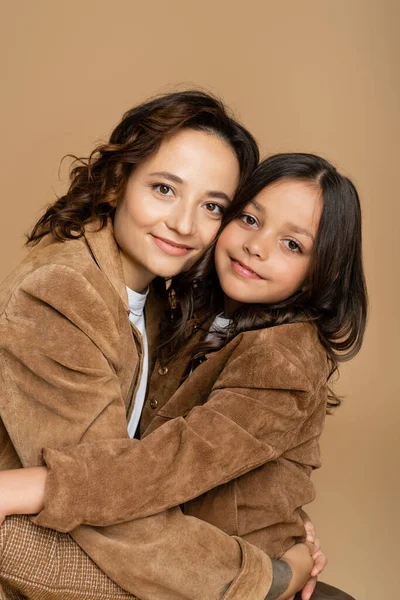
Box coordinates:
[0,467,46,523]
[27,335,324,531]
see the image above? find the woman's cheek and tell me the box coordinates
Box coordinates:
[199,219,221,248]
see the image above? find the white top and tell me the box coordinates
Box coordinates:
[126,286,149,438]
[205,313,232,341]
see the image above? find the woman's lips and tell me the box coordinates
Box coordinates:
[151,234,194,256]
[230,257,264,279]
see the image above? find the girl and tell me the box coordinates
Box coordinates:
[0,153,366,600]
[0,94,319,600]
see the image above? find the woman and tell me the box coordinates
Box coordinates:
[0,93,319,599]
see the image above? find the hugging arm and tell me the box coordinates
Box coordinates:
[0,515,313,600]
[33,335,323,531]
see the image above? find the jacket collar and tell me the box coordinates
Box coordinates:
[84,219,161,354]
[84,219,129,313]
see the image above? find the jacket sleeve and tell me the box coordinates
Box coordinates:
[0,515,275,600]
[36,332,324,530]
[0,266,276,600]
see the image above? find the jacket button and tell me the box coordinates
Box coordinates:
[158,366,168,375]
[150,397,158,409]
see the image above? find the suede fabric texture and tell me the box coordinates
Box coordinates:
[37,319,328,559]
[0,517,354,600]
[0,222,274,600]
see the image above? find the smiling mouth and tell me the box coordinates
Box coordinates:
[230,257,264,280]
[151,234,194,257]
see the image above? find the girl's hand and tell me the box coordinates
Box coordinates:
[279,541,314,600]
[288,510,328,600]
[299,538,328,600]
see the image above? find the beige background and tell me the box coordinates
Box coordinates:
[1,1,398,597]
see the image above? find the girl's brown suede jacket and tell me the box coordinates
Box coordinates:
[0,221,328,599]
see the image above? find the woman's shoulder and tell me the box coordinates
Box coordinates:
[0,223,123,315]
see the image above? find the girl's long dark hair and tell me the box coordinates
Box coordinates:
[27,90,259,244]
[160,153,368,409]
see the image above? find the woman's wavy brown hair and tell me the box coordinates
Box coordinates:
[27,90,259,244]
[159,153,368,409]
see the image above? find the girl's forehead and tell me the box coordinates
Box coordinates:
[244,179,322,236]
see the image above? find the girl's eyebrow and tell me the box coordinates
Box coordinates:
[249,199,315,242]
[149,171,231,203]
[284,222,315,242]
[249,199,263,211]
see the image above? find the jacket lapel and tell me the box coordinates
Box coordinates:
[84,220,129,313]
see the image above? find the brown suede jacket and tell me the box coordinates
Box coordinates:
[37,310,328,559]
[0,222,277,600]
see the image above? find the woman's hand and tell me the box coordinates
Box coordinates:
[0,467,47,524]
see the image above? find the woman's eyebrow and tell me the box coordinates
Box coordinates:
[149,171,231,202]
[208,191,231,202]
[149,171,184,184]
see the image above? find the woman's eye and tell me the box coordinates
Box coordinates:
[204,202,224,216]
[155,184,174,196]
[240,213,257,227]
[284,239,301,253]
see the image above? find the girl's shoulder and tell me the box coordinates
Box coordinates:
[224,322,328,390]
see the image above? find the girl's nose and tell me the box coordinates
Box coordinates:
[243,232,267,259]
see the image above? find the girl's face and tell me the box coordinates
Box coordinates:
[113,128,240,292]
[215,179,322,311]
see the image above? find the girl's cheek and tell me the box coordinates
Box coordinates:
[217,227,235,251]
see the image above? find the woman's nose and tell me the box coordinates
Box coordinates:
[166,204,196,237]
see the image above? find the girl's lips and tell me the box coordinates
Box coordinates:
[230,257,264,280]
[151,234,194,257]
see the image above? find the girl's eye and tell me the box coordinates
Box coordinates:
[154,184,174,196]
[240,213,258,227]
[283,239,301,253]
[204,202,225,217]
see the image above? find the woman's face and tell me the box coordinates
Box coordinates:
[113,128,240,292]
[214,178,322,312]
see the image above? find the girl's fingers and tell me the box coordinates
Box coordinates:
[311,549,328,576]
[301,575,317,600]
[301,511,316,543]
[312,538,320,553]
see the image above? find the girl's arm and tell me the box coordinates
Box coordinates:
[0,515,313,600]
[0,468,323,600]
[26,332,324,532]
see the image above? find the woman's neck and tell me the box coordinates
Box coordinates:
[120,255,154,294]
